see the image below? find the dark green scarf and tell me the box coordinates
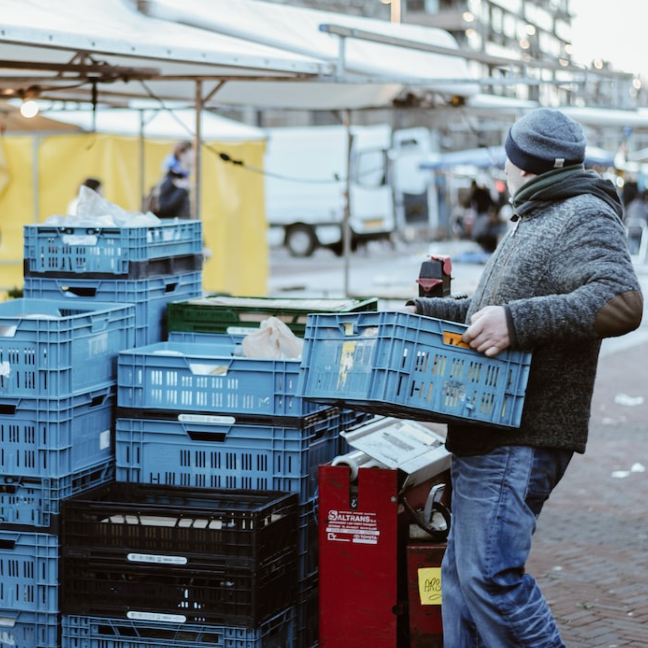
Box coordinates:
[510,165,623,219]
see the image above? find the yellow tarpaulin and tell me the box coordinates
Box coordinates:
[0,138,9,201]
[0,132,267,298]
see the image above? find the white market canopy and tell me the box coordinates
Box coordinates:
[0,0,325,105]
[0,0,477,111]
[142,0,477,109]
[40,107,266,141]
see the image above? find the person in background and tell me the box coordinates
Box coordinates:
[156,140,194,219]
[405,108,643,647]
[465,178,507,253]
[67,177,103,215]
[624,188,648,224]
[624,189,648,255]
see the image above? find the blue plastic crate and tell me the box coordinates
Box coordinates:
[115,409,341,503]
[0,387,114,479]
[23,272,203,347]
[0,610,59,648]
[117,340,328,417]
[0,461,114,532]
[0,530,59,614]
[297,312,532,429]
[166,330,246,349]
[0,298,134,399]
[61,608,295,648]
[24,220,203,278]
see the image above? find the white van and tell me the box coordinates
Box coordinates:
[264,124,435,257]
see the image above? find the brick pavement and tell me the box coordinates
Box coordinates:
[527,340,648,648]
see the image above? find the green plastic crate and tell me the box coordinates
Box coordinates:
[167,295,378,337]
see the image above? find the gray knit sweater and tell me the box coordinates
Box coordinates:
[413,167,643,456]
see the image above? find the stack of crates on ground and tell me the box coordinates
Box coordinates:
[111,295,379,648]
[59,482,299,648]
[22,220,204,345]
[0,297,135,648]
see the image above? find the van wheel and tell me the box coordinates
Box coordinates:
[286,225,317,258]
[328,238,357,257]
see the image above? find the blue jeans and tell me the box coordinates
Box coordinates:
[441,445,573,648]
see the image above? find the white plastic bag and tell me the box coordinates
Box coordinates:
[46,186,162,228]
[242,317,304,360]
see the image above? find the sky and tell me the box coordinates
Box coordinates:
[569,0,646,76]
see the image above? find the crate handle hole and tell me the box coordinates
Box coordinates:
[90,394,107,407]
[62,286,97,297]
[187,430,227,442]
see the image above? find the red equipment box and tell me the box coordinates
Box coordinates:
[319,464,448,648]
[407,542,446,648]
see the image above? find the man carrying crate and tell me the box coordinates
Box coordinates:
[407,108,643,648]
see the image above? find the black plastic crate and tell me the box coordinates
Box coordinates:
[60,552,297,627]
[296,576,319,648]
[60,484,299,627]
[61,482,298,569]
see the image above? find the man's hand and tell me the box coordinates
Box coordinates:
[463,306,510,357]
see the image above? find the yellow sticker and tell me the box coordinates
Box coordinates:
[337,340,357,388]
[443,331,470,349]
[418,567,442,605]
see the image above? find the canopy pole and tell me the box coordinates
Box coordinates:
[343,108,353,297]
[193,80,203,221]
[138,109,145,207]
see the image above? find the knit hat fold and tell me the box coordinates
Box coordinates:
[504,108,586,175]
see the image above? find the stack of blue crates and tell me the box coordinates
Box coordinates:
[0,297,135,648]
[22,220,204,346]
[113,332,367,648]
[13,221,374,647]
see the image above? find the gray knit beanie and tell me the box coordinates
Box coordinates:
[505,108,586,175]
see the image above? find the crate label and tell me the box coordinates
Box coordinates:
[325,509,380,544]
[227,325,259,335]
[418,567,442,605]
[442,380,467,404]
[127,611,187,623]
[178,413,236,425]
[443,331,470,349]
[99,429,111,450]
[88,332,108,357]
[127,552,188,565]
[62,234,98,246]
